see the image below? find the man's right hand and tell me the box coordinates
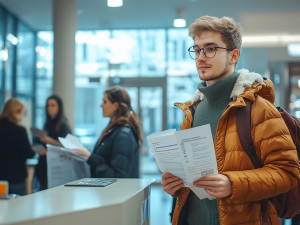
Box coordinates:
[161,172,184,196]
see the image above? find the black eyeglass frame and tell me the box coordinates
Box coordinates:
[188,45,232,60]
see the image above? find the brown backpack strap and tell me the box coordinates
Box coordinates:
[236,98,269,225]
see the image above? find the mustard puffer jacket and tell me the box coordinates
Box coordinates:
[172,69,300,225]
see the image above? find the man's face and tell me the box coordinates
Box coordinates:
[193,31,237,86]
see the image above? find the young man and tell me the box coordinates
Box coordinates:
[161,16,300,225]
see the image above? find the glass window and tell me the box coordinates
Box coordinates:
[5,14,16,95]
[35,31,53,128]
[167,28,197,76]
[289,62,300,117]
[16,22,35,95]
[0,7,5,91]
[74,85,105,150]
[111,29,166,77]
[76,30,111,78]
[167,76,199,130]
[36,31,53,79]
[0,7,5,106]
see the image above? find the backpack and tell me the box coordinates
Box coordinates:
[236,98,300,223]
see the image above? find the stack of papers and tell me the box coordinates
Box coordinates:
[58,134,88,151]
[147,124,218,200]
[47,144,88,161]
[47,134,89,161]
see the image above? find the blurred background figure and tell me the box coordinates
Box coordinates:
[73,86,143,178]
[35,95,71,190]
[0,98,35,195]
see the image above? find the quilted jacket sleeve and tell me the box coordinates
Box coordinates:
[223,96,300,203]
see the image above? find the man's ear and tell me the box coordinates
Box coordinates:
[230,49,240,64]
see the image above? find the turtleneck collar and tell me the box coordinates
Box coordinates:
[197,71,239,102]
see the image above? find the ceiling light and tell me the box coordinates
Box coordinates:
[287,43,300,56]
[0,48,8,61]
[173,8,186,28]
[107,0,123,7]
[6,33,18,45]
[173,19,186,28]
[242,35,300,47]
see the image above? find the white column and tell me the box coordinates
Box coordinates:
[52,0,77,129]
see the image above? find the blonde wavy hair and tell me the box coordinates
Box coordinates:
[0,98,25,125]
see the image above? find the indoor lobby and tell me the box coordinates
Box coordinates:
[0,0,299,224]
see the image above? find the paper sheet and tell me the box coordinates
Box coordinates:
[147,124,218,200]
[47,145,91,188]
[46,144,88,161]
[58,133,88,150]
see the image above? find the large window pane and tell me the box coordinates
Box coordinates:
[0,7,5,91]
[0,7,5,106]
[167,76,198,130]
[35,31,53,128]
[111,29,166,77]
[16,22,35,95]
[5,14,16,95]
[76,30,111,78]
[167,28,196,76]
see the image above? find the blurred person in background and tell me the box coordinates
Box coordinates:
[35,95,71,190]
[73,86,143,178]
[0,98,35,195]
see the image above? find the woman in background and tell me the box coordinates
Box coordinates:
[73,86,143,178]
[35,95,71,190]
[0,98,35,195]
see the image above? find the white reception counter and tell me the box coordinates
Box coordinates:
[0,178,153,225]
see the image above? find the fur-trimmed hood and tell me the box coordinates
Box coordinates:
[190,69,275,104]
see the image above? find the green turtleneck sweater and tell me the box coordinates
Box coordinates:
[186,71,239,225]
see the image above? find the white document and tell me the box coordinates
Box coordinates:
[58,133,88,151]
[147,124,218,200]
[46,144,88,161]
[47,145,91,188]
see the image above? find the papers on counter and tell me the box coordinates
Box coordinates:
[147,124,218,200]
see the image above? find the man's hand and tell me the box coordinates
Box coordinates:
[193,174,232,198]
[161,172,184,196]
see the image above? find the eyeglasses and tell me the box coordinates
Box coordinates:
[188,45,232,60]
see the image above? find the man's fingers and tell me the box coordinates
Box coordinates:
[161,173,184,196]
[163,180,184,196]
